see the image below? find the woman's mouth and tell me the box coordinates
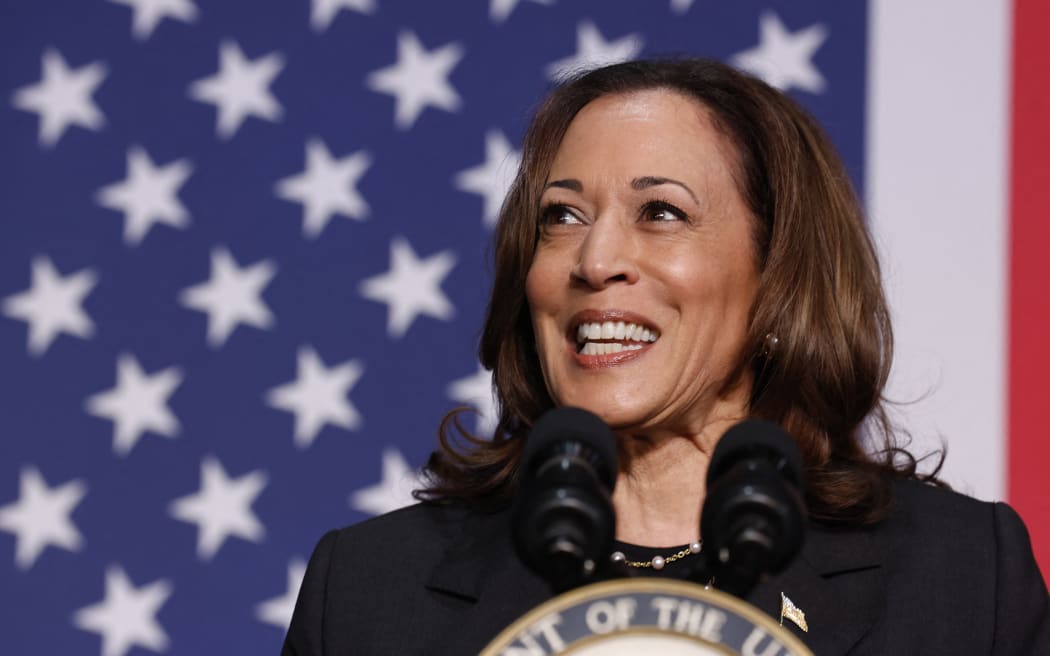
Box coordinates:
[574,320,659,355]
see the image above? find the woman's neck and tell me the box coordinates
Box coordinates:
[612,439,708,546]
[611,413,743,547]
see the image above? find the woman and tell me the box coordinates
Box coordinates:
[283,59,1049,654]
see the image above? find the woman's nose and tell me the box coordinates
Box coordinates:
[570,217,640,289]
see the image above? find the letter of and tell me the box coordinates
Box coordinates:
[584,601,618,634]
[613,597,637,629]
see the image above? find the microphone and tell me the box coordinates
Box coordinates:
[512,407,617,592]
[696,420,806,597]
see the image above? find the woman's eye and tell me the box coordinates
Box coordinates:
[540,204,583,225]
[642,201,688,223]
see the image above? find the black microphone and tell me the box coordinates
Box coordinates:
[512,407,617,592]
[696,420,806,597]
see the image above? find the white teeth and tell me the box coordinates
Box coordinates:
[580,342,645,355]
[574,321,658,344]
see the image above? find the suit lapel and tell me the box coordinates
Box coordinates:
[423,504,550,606]
[748,522,887,654]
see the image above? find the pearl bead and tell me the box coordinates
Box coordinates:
[651,555,665,570]
[690,541,702,554]
[610,551,626,564]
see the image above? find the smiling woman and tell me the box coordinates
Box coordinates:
[283,59,1049,655]
[429,60,900,528]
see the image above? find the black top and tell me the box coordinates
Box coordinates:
[282,479,1050,654]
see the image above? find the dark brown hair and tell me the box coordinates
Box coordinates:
[419,58,942,525]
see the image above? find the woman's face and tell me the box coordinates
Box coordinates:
[525,89,760,435]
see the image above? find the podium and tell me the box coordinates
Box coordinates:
[481,578,813,655]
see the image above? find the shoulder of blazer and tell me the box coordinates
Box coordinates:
[804,477,1048,655]
[324,501,547,601]
[322,502,489,591]
[881,478,1049,653]
[746,478,1014,654]
[875,478,1004,578]
[328,501,474,558]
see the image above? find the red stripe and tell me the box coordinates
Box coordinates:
[1009,0,1050,578]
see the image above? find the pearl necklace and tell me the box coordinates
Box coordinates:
[609,540,703,571]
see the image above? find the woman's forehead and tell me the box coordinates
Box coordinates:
[545,89,737,193]
[577,88,707,122]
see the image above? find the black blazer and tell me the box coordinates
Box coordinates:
[283,479,1049,654]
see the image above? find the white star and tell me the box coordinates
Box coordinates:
[447,365,499,437]
[0,466,86,570]
[11,48,107,148]
[669,0,694,14]
[731,12,828,94]
[169,456,267,560]
[109,0,198,40]
[3,256,97,356]
[349,448,422,517]
[73,566,172,656]
[266,346,364,448]
[359,237,456,339]
[179,247,276,347]
[310,0,374,32]
[85,354,183,456]
[189,40,285,139]
[275,138,371,239]
[366,31,464,130]
[489,0,552,24]
[546,21,643,81]
[454,130,521,229]
[256,559,306,630]
[96,146,193,246]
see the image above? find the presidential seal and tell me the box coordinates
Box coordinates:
[480,578,813,656]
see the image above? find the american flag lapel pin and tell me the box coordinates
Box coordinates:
[780,592,809,632]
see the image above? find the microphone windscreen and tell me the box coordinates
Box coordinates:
[707,419,804,488]
[522,407,618,487]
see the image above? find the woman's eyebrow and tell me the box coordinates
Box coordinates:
[542,177,698,203]
[544,179,583,192]
[632,176,699,204]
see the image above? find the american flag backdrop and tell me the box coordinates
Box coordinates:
[1,0,1046,654]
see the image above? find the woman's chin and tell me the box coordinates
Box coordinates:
[551,395,655,430]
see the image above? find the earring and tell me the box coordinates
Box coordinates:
[761,332,780,358]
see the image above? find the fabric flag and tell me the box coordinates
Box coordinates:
[867,0,1049,577]
[0,1,1045,654]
